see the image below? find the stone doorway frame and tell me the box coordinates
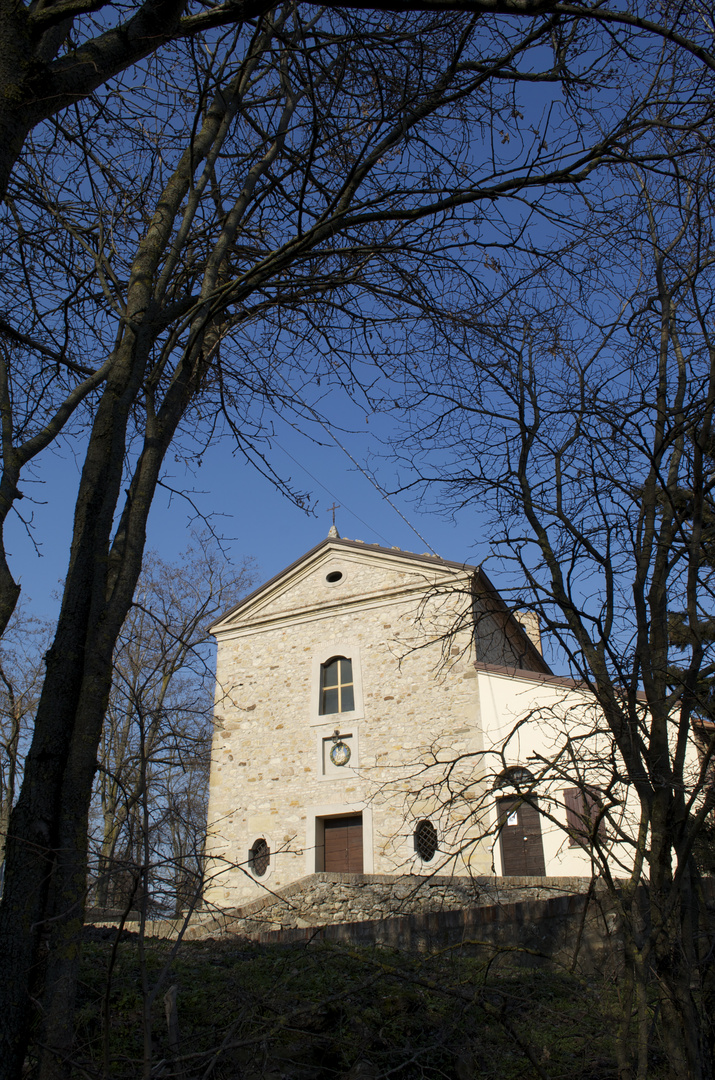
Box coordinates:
[307,802,374,875]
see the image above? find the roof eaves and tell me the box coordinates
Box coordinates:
[473,660,582,688]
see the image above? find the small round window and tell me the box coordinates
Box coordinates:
[250,838,270,877]
[326,570,343,584]
[414,819,438,862]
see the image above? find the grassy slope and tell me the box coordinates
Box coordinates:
[61,931,650,1079]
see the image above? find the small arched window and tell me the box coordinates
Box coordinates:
[493,766,535,791]
[320,656,354,714]
[414,819,438,862]
[250,838,270,877]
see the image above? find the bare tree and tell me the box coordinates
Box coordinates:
[0,605,47,873]
[392,143,715,1078]
[0,1,714,645]
[0,331,121,637]
[0,0,714,206]
[0,7,712,1080]
[0,12,610,1076]
[91,538,255,915]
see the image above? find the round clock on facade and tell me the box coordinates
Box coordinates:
[330,737,351,767]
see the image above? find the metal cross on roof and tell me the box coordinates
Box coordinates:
[327,502,340,538]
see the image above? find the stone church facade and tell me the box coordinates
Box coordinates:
[203,534,634,910]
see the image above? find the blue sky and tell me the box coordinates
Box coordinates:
[5,403,492,629]
[0,17,630,664]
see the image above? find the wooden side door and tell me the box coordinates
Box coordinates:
[323,815,364,873]
[498,796,546,876]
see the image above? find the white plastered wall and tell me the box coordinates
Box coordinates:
[473,668,699,878]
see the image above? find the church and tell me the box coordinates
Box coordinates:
[203,531,635,910]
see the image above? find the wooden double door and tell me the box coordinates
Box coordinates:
[498,797,546,876]
[323,814,363,873]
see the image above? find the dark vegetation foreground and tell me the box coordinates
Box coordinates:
[49,930,665,1079]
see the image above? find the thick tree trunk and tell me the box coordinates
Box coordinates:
[0,444,25,638]
[648,803,712,1080]
[0,322,148,1078]
[0,58,229,1069]
[38,639,136,1079]
[0,110,32,208]
[35,392,196,1079]
[0,0,37,202]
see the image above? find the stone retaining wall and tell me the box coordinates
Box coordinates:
[88,874,715,978]
[242,890,621,975]
[193,872,597,937]
[107,872,597,940]
[100,874,615,975]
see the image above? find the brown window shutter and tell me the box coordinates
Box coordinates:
[564,787,606,847]
[564,787,585,847]
[584,787,607,841]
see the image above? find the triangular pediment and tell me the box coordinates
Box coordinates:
[210,538,471,637]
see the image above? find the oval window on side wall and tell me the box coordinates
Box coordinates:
[414,819,438,862]
[250,838,270,877]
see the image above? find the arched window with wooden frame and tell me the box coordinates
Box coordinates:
[320,656,355,714]
[493,765,536,791]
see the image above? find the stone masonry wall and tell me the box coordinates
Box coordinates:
[242,893,620,977]
[94,875,715,982]
[126,872,617,976]
[132,872,595,940]
[201,873,595,936]
[204,548,497,908]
